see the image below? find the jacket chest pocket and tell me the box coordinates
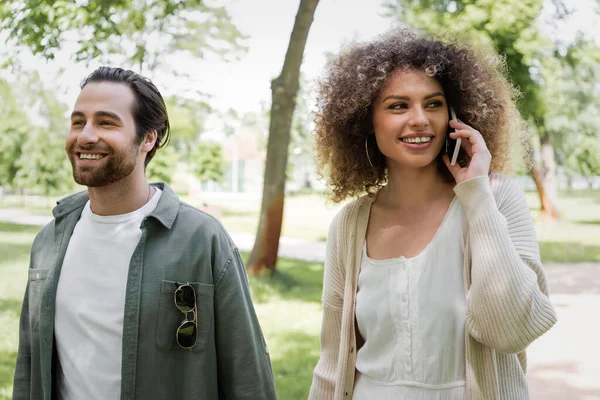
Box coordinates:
[155,280,214,352]
[29,268,51,332]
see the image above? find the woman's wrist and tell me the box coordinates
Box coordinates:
[453,175,495,219]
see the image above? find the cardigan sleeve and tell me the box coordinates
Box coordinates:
[454,175,557,354]
[309,211,346,399]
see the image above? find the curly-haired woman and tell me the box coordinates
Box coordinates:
[308,30,557,400]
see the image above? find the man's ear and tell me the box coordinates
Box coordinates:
[141,130,158,154]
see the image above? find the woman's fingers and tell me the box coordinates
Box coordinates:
[450,128,489,156]
[443,153,463,177]
[457,135,473,157]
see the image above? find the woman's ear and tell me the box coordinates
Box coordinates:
[141,130,158,154]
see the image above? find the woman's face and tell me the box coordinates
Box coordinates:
[372,68,449,171]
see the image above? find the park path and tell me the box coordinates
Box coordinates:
[0,208,598,399]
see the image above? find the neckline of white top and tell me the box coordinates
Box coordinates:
[363,196,458,265]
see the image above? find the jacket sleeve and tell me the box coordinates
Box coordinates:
[13,284,31,400]
[214,248,277,400]
[454,175,557,354]
[309,213,345,399]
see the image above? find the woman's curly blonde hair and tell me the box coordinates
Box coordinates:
[314,29,530,203]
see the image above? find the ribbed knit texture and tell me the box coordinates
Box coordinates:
[308,174,557,400]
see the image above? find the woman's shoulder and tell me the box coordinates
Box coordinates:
[330,194,372,230]
[488,173,531,216]
[489,172,526,199]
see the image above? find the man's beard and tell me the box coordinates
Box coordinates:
[69,142,141,187]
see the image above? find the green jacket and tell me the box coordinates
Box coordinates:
[13,183,277,400]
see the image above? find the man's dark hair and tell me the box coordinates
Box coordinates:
[80,66,171,167]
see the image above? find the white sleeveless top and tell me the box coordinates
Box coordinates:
[353,198,467,400]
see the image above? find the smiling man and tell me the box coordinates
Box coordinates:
[12,66,276,400]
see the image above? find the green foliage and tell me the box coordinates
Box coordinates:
[0,0,247,72]
[287,76,314,185]
[0,72,74,195]
[14,129,73,196]
[290,76,313,155]
[146,144,178,184]
[0,80,29,186]
[542,36,600,142]
[563,136,600,177]
[165,96,212,143]
[189,142,224,183]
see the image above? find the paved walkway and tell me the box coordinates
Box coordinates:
[1,208,598,399]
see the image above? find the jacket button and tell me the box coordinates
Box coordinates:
[350,347,354,353]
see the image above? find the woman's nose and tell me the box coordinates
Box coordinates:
[409,107,429,128]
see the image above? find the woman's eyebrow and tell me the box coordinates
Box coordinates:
[382,92,444,102]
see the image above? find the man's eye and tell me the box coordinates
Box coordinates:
[71,121,84,126]
[99,121,115,126]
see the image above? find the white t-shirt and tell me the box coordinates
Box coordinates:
[54,188,162,400]
[353,197,467,400]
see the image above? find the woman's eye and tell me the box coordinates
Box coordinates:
[71,121,84,127]
[390,103,408,110]
[427,101,443,108]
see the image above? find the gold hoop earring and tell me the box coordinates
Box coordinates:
[365,136,375,169]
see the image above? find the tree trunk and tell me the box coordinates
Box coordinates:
[246,0,320,275]
[529,135,560,221]
[530,166,560,220]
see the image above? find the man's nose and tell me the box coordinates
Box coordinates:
[77,122,99,146]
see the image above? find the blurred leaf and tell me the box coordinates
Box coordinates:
[189,142,224,183]
[0,0,248,72]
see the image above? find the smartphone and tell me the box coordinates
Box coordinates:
[446,106,461,166]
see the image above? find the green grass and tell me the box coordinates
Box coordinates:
[0,223,34,400]
[246,256,323,399]
[0,223,322,400]
[525,190,600,263]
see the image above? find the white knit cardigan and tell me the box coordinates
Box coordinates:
[308,174,557,400]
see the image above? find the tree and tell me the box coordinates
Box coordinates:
[165,96,212,144]
[13,73,74,195]
[384,0,597,220]
[15,128,74,196]
[189,142,224,183]
[147,145,178,184]
[564,136,600,186]
[537,34,600,206]
[246,0,320,275]
[287,76,316,190]
[0,79,29,187]
[0,0,246,76]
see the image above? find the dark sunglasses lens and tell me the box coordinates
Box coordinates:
[177,321,197,348]
[175,285,195,313]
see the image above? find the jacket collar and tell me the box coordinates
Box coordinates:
[52,182,180,229]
